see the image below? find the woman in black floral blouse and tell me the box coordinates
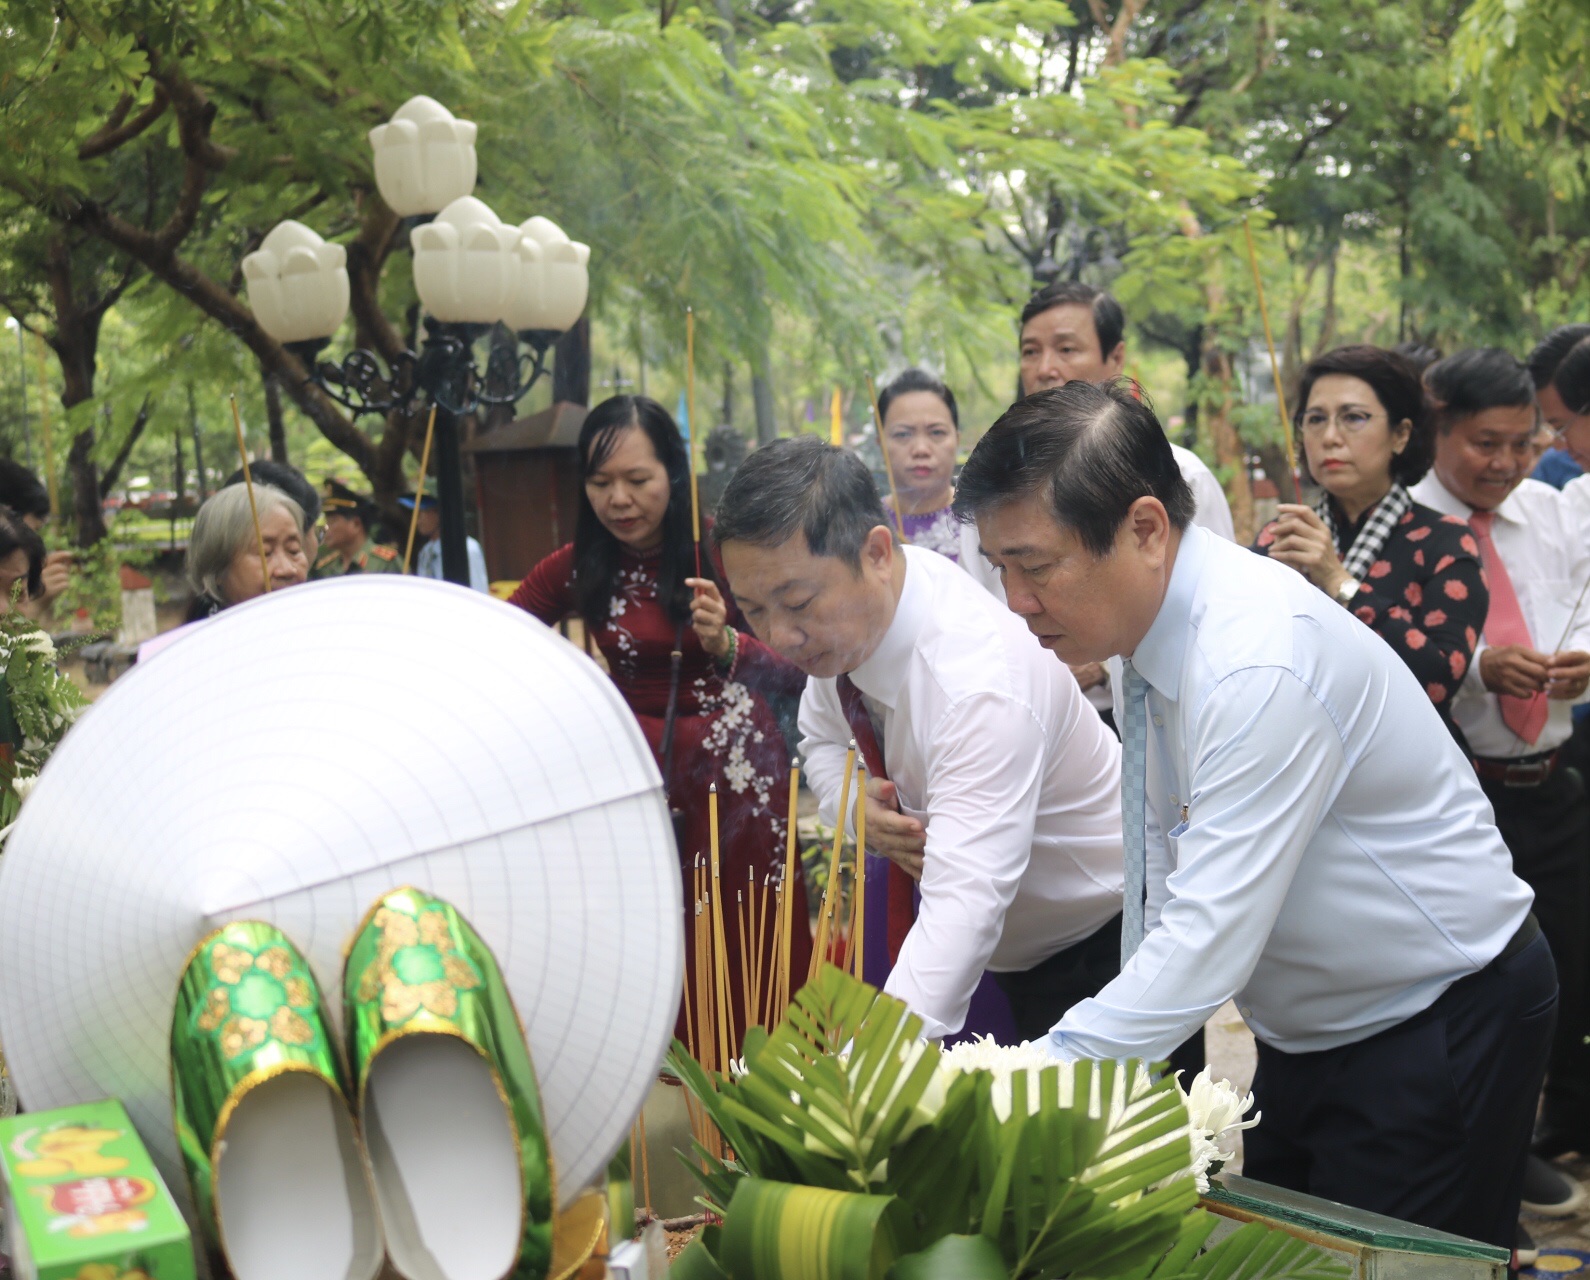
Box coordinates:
[1255,345,1489,744]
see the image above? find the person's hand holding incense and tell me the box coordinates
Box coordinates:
[1480,644,1551,698]
[1268,504,1352,599]
[1545,650,1590,700]
[686,577,731,660]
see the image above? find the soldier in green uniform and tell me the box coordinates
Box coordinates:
[310,479,403,579]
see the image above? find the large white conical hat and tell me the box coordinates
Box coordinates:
[0,577,682,1212]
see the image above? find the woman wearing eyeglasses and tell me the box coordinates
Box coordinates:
[1255,345,1488,743]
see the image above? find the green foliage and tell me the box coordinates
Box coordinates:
[44,534,158,636]
[667,966,1348,1280]
[0,613,88,828]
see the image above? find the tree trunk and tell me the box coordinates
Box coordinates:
[553,316,592,407]
[99,395,152,498]
[1202,343,1255,544]
[752,353,777,447]
[262,367,288,463]
[66,426,106,547]
[1312,243,1339,360]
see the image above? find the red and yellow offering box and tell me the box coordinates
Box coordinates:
[0,1098,194,1280]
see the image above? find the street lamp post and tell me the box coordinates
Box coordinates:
[240,96,590,587]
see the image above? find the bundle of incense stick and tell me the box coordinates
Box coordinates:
[809,742,860,982]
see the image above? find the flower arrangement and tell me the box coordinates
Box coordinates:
[0,610,87,829]
[667,966,1345,1280]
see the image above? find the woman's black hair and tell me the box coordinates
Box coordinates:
[1295,345,1433,487]
[1424,348,1538,434]
[876,368,960,430]
[224,459,322,531]
[0,505,45,601]
[573,395,706,632]
[1549,335,1590,416]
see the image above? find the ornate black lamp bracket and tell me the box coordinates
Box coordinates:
[286,321,561,420]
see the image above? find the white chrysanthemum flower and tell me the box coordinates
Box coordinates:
[1176,1067,1261,1192]
[21,632,54,659]
[11,774,38,803]
[936,1035,1061,1121]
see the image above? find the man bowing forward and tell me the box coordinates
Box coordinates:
[955,380,1551,1256]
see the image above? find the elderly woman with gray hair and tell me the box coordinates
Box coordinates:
[183,482,310,619]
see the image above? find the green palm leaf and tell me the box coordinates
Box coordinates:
[732,966,944,1191]
[887,1233,1009,1279]
[718,1177,915,1280]
[979,1060,1199,1278]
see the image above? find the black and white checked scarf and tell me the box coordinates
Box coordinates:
[1316,483,1411,580]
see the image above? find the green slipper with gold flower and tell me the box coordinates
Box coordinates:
[344,886,554,1280]
[171,921,384,1280]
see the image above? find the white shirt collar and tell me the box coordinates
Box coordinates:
[849,547,930,711]
[1416,472,1530,527]
[1129,523,1213,701]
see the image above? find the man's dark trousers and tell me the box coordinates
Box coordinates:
[1243,925,1556,1253]
[992,912,1206,1082]
[1483,764,1590,1144]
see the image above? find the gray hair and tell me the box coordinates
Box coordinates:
[711,436,892,568]
[187,483,304,603]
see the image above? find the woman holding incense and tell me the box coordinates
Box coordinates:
[876,368,1002,597]
[509,395,812,1046]
[1255,345,1487,747]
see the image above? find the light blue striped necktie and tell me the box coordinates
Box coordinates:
[1120,660,1149,964]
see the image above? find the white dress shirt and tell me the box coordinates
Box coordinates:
[1410,474,1590,757]
[1048,524,1533,1061]
[417,534,491,593]
[799,546,1124,1039]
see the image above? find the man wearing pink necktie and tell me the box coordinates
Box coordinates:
[1411,347,1590,1221]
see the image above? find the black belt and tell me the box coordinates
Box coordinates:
[1473,750,1559,788]
[1494,912,1541,967]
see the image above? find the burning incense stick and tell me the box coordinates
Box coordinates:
[735,888,752,1032]
[229,394,271,592]
[709,784,734,1064]
[810,742,858,980]
[851,763,867,980]
[779,758,800,1013]
[686,309,704,580]
[403,404,439,574]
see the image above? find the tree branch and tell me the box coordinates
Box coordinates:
[345,197,406,363]
[1284,105,1352,175]
[99,395,152,497]
[68,200,376,474]
[78,87,170,160]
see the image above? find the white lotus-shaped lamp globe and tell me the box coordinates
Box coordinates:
[368,96,478,217]
[241,221,349,344]
[502,216,590,334]
[409,196,521,324]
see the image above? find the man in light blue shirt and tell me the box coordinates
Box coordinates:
[954,379,1554,1256]
[402,485,490,593]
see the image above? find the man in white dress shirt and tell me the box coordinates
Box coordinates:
[1017,281,1234,729]
[711,437,1127,1044]
[1412,347,1590,1177]
[956,379,1552,1254]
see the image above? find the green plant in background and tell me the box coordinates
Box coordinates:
[43,533,156,637]
[667,967,1347,1280]
[0,607,87,829]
